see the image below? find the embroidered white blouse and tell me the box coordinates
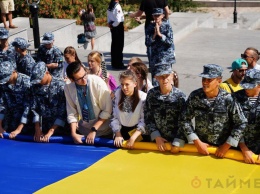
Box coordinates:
[110,89,147,134]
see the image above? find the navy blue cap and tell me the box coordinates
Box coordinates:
[30,61,47,84]
[152,8,164,15]
[240,69,260,89]
[199,64,223,78]
[154,63,173,76]
[0,61,14,84]
[41,32,54,44]
[12,37,30,49]
[0,28,9,39]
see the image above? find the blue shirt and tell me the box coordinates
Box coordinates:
[76,83,96,122]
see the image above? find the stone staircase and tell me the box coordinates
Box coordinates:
[1,9,260,54]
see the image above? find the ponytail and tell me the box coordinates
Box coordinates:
[173,71,179,88]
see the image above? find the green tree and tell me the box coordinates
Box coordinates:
[13,0,140,28]
[14,0,110,22]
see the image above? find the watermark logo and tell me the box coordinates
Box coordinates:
[191,176,201,188]
[191,176,260,189]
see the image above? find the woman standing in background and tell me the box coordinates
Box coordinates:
[107,0,125,69]
[80,4,96,50]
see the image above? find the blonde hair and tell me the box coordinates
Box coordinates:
[88,51,108,79]
[88,51,102,65]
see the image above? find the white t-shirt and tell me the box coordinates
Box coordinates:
[254,63,260,70]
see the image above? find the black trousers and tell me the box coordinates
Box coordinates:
[120,125,150,142]
[110,22,124,68]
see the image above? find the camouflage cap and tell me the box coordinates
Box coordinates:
[0,28,9,39]
[0,61,14,84]
[30,61,47,84]
[240,69,260,89]
[154,63,173,76]
[199,64,223,78]
[41,32,54,44]
[11,37,30,49]
[152,8,164,15]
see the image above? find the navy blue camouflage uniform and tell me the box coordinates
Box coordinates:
[30,62,68,134]
[37,32,63,78]
[145,86,186,142]
[233,69,260,154]
[12,37,36,77]
[0,28,16,68]
[173,64,247,148]
[145,64,186,143]
[145,8,175,85]
[0,61,32,133]
[0,45,16,68]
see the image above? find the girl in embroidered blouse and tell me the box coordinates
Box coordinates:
[87,51,117,91]
[111,70,147,148]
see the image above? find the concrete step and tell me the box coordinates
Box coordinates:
[123,12,214,54]
[4,28,28,42]
[239,12,260,30]
[0,12,215,55]
[214,18,228,28]
[194,0,260,7]
[0,17,77,48]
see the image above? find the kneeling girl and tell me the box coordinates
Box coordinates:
[111,70,147,148]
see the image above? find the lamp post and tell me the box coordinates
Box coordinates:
[233,0,237,23]
[27,0,41,49]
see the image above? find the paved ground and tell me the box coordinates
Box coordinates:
[196,7,260,20]
[77,7,260,96]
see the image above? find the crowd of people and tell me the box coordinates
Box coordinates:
[1,1,260,165]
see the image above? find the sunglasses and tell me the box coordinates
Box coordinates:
[74,72,87,82]
[236,69,247,73]
[241,54,254,59]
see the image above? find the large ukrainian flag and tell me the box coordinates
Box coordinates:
[0,136,260,194]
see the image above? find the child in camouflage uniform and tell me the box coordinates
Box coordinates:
[37,32,63,78]
[233,69,260,164]
[12,37,36,77]
[0,61,32,139]
[145,8,175,86]
[0,27,16,67]
[173,64,247,158]
[30,61,68,142]
[145,63,186,151]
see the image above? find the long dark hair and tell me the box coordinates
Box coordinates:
[87,4,93,14]
[118,70,140,112]
[130,62,149,93]
[64,46,81,64]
